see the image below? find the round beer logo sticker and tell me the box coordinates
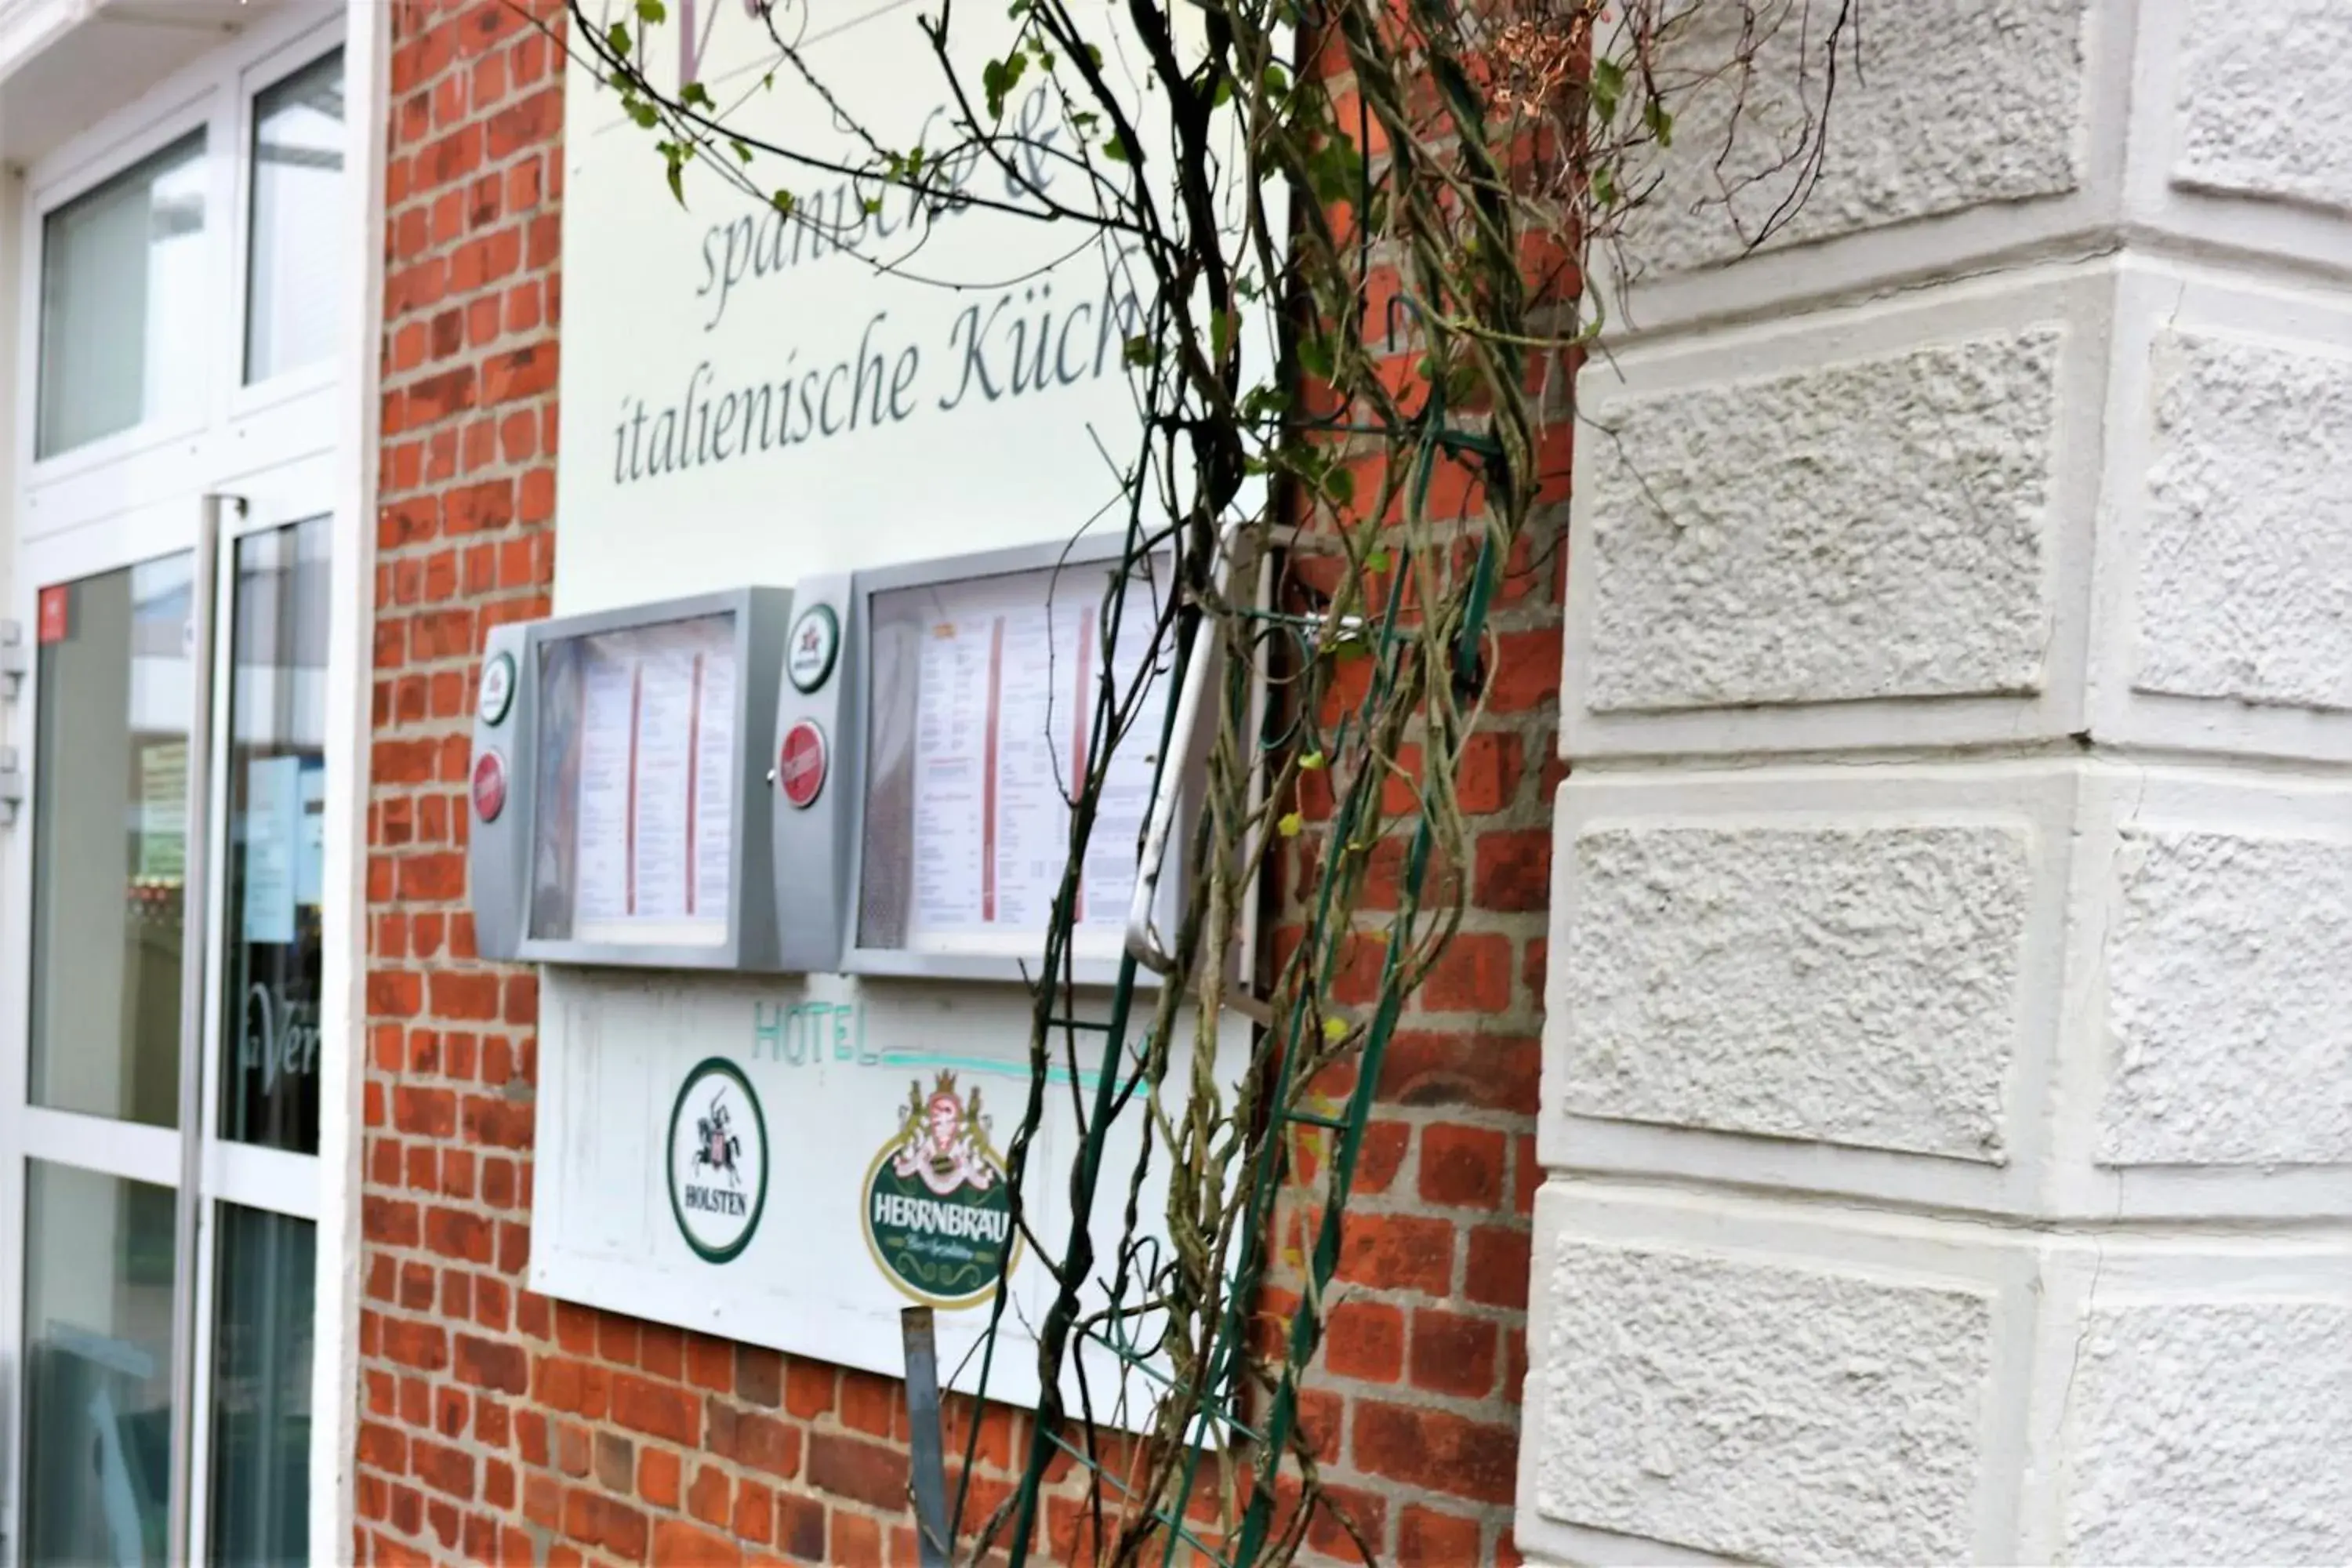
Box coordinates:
[479,650,516,726]
[779,720,827,809]
[862,1072,1018,1308]
[667,1058,768,1264]
[470,748,507,822]
[786,604,839,693]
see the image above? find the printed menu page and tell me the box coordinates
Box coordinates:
[905,573,1167,950]
[564,614,738,943]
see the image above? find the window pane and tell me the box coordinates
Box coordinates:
[206,1204,314,1566]
[220,518,331,1152]
[245,50,344,383]
[21,1160,178,1566]
[37,130,207,457]
[30,557,194,1126]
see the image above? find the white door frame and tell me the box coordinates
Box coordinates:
[0,1,378,1558]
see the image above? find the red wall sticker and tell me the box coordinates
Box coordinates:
[36,585,68,644]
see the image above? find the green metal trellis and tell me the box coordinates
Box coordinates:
[947,404,1505,1568]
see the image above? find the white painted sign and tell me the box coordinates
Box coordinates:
[556,0,1258,614]
[532,968,1241,1427]
[541,0,1265,1421]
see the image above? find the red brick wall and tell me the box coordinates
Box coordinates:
[1288,630,1559,1564]
[1265,516,1560,1564]
[355,3,1560,1563]
[361,0,563,1559]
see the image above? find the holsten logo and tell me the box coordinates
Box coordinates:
[862,1071,1017,1308]
[667,1058,769,1264]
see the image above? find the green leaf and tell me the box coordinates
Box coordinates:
[1121,333,1154,367]
[1277,811,1304,839]
[635,0,666,21]
[770,189,796,215]
[1239,383,1288,423]
[982,52,1028,118]
[606,20,632,55]
[663,148,685,205]
[1210,306,1236,365]
[680,80,713,108]
[626,98,659,129]
[1642,96,1675,147]
[1365,548,1392,572]
[1303,140,1360,205]
[1298,751,1325,771]
[1101,136,1129,162]
[1593,56,1624,122]
[1320,1016,1347,1043]
[1296,332,1334,381]
[731,138,753,163]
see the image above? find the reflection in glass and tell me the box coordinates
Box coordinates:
[22,1160,178,1566]
[206,1204,314,1566]
[29,557,194,1125]
[220,518,331,1152]
[245,50,346,383]
[37,130,207,456]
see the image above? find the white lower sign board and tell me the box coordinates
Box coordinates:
[531,966,1247,1427]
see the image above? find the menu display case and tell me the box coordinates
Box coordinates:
[469,588,793,969]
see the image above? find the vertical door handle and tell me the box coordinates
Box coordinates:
[164,492,241,1566]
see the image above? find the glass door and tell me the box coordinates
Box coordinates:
[1,17,350,1564]
[198,514,332,1566]
[5,496,330,1566]
[17,546,198,1566]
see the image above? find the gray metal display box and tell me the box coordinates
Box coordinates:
[837,534,1191,988]
[468,587,803,970]
[467,543,1200,983]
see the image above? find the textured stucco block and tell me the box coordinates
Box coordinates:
[2174,0,2352,216]
[1623,0,2085,276]
[1585,330,2059,713]
[2098,826,2352,1166]
[1531,1238,1993,1563]
[1563,822,2030,1162]
[2136,331,2352,712]
[2063,1300,2352,1564]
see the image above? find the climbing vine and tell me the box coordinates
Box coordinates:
[557,0,1848,1559]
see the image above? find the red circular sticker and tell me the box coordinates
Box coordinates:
[472,747,508,822]
[779,720,828,809]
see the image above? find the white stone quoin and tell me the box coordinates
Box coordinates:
[1521,3,2352,1563]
